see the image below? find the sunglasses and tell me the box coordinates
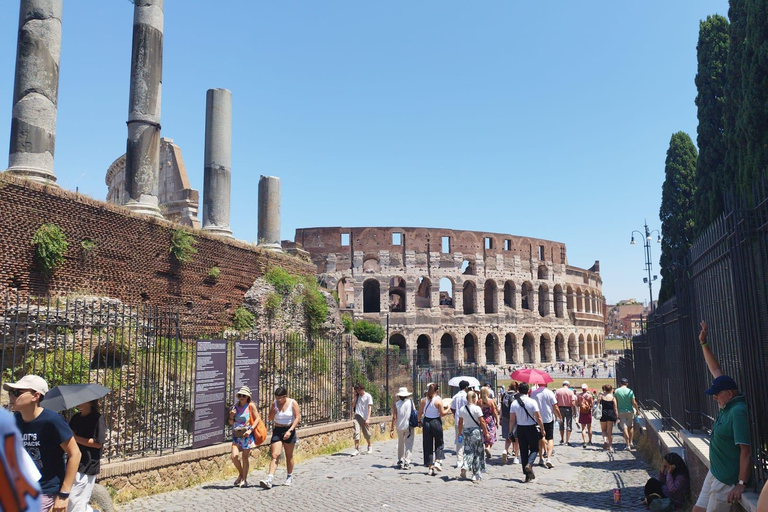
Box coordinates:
[9,389,33,398]
[236,394,247,398]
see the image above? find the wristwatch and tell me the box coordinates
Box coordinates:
[57,491,70,499]
[738,480,746,486]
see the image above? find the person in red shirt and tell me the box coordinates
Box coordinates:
[554,381,577,446]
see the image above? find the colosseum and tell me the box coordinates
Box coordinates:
[294,227,606,367]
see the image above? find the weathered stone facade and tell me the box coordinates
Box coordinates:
[295,227,606,365]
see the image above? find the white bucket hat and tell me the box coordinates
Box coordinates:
[396,387,412,398]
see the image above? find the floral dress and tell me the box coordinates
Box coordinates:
[481,401,497,445]
[232,403,256,450]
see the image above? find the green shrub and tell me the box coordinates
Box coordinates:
[232,306,255,331]
[169,229,197,264]
[302,284,329,337]
[32,224,68,275]
[341,314,354,333]
[80,239,96,252]
[206,266,221,281]
[265,266,300,294]
[265,292,282,319]
[353,320,385,342]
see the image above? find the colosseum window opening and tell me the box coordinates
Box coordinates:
[538,245,545,260]
[521,282,533,311]
[504,239,511,251]
[363,279,380,313]
[389,277,406,312]
[463,333,477,364]
[461,259,475,275]
[485,334,498,364]
[441,334,454,364]
[463,281,477,314]
[441,236,450,253]
[416,277,431,308]
[555,333,566,361]
[439,278,454,307]
[578,334,585,359]
[392,232,402,245]
[522,333,535,363]
[554,285,564,318]
[416,335,430,366]
[566,286,574,312]
[568,334,578,360]
[505,334,516,364]
[484,280,497,314]
[576,289,584,312]
[540,334,552,363]
[538,264,548,280]
[538,285,549,317]
[337,278,354,309]
[341,233,350,246]
[484,237,493,250]
[503,281,516,308]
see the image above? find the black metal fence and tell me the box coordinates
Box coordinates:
[616,180,768,485]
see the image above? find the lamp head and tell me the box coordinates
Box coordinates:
[656,235,661,243]
[630,237,635,245]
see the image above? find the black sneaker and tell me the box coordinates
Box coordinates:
[524,463,535,481]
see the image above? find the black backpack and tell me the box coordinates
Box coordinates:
[501,391,513,416]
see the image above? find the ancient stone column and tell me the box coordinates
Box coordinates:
[258,175,281,251]
[202,88,233,238]
[124,0,163,218]
[6,0,62,184]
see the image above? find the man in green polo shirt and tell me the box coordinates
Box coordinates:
[614,378,638,450]
[694,321,751,512]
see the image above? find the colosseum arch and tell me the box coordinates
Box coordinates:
[440,333,455,365]
[485,333,499,364]
[484,280,498,314]
[504,333,517,364]
[538,284,550,317]
[578,334,585,359]
[461,259,476,275]
[540,333,552,363]
[555,333,566,361]
[389,333,406,353]
[464,333,478,364]
[363,279,380,313]
[416,277,431,308]
[554,285,564,318]
[586,291,593,314]
[337,278,354,309]
[575,288,584,312]
[503,281,516,309]
[439,277,454,308]
[586,334,593,358]
[521,282,534,311]
[522,333,535,363]
[566,285,574,312]
[463,281,477,314]
[416,334,431,366]
[389,276,406,312]
[363,257,380,273]
[568,333,578,360]
[537,264,548,280]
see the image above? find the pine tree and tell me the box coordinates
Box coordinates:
[658,132,698,304]
[694,15,729,235]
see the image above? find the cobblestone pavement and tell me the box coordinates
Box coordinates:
[119,419,652,511]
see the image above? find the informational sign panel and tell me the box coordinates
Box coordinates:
[192,339,227,449]
[234,340,260,402]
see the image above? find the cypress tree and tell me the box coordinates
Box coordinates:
[694,15,729,234]
[658,132,698,304]
[723,0,745,196]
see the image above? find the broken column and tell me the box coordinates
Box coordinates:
[123,0,163,218]
[202,88,233,238]
[258,176,281,251]
[6,0,62,184]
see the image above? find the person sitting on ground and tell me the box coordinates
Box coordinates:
[644,452,690,510]
[457,390,488,482]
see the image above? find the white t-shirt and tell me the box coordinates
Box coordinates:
[0,408,41,511]
[459,404,484,429]
[355,392,373,418]
[423,395,443,418]
[510,395,540,426]
[394,399,414,431]
[531,387,558,423]
[451,390,468,421]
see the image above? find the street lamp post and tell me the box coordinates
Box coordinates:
[630,221,661,312]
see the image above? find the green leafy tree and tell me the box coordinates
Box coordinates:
[353,320,385,343]
[658,132,698,304]
[32,224,68,276]
[694,15,729,234]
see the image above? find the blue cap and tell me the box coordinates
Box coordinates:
[704,375,738,395]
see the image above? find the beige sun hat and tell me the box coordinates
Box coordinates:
[396,387,412,398]
[236,386,252,398]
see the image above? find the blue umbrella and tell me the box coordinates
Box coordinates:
[40,384,111,412]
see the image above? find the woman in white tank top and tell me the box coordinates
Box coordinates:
[259,386,301,490]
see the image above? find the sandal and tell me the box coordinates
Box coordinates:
[234,476,242,487]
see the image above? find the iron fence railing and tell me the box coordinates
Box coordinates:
[616,179,768,486]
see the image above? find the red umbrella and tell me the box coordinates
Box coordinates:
[510,368,554,385]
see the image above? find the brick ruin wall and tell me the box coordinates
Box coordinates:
[0,175,315,332]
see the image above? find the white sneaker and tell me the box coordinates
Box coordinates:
[284,476,292,486]
[513,457,520,464]
[259,478,273,490]
[366,447,372,454]
[351,450,360,457]
[501,451,508,464]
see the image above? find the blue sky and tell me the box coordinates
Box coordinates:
[0,1,729,304]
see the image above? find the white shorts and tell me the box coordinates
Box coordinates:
[694,470,735,512]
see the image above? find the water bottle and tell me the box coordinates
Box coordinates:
[613,488,621,505]
[458,435,464,444]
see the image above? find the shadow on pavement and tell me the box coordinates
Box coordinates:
[540,487,646,510]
